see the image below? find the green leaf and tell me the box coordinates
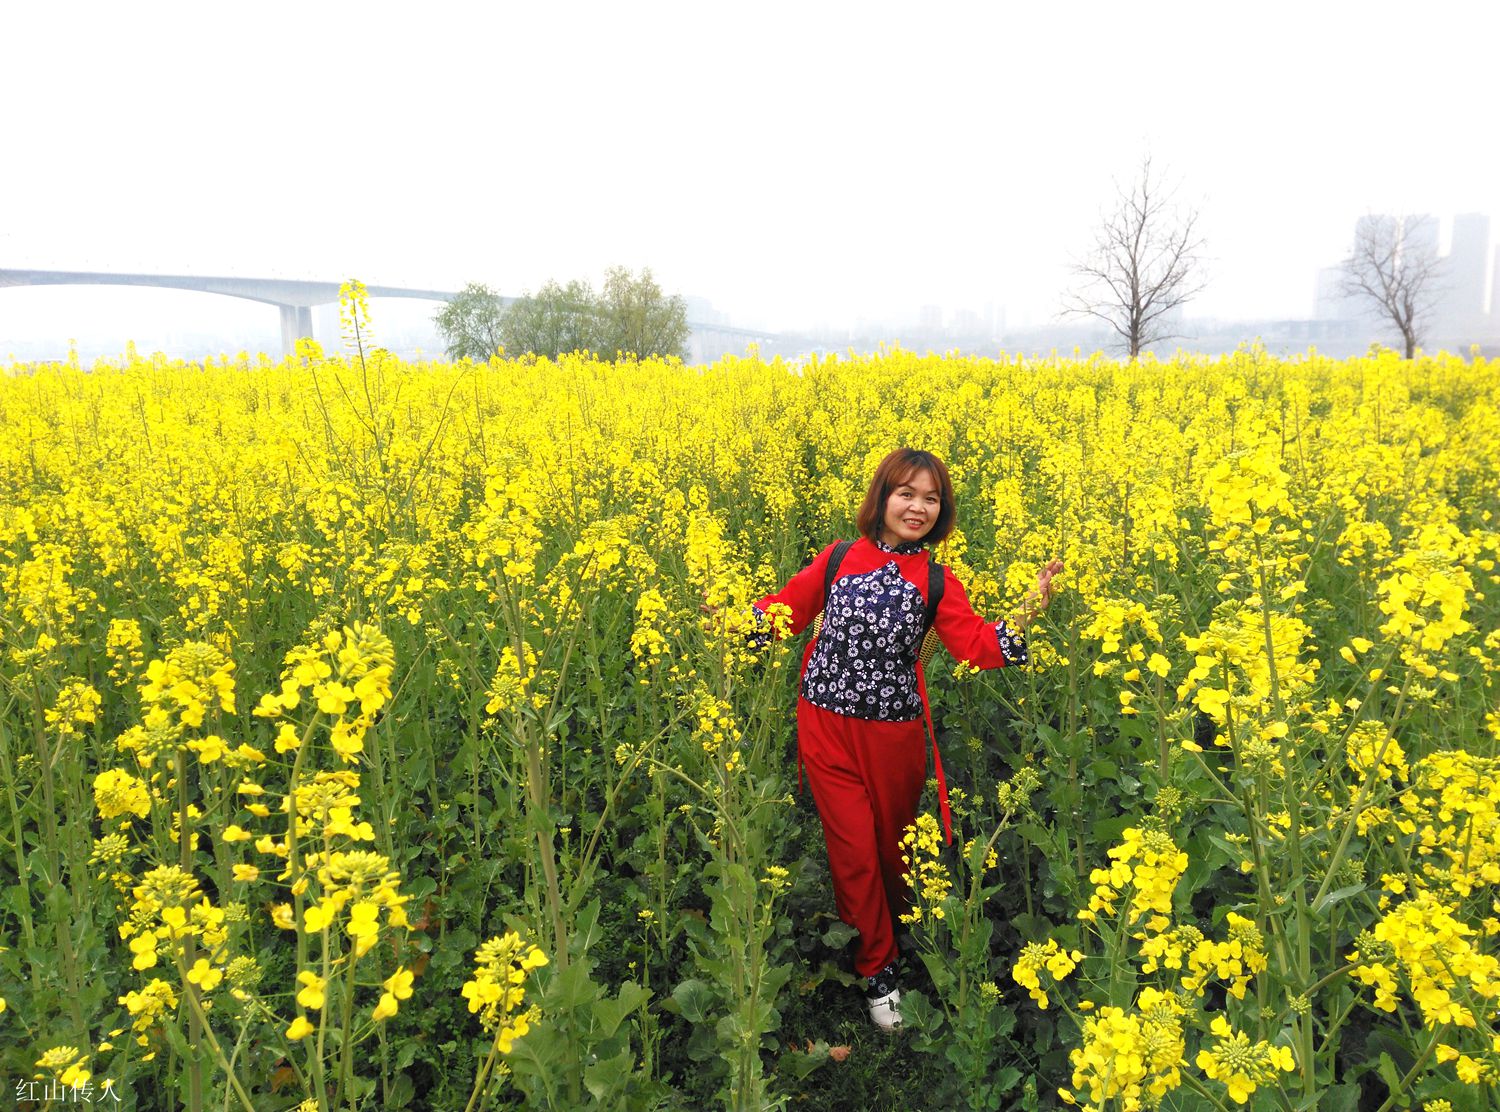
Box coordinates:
[504,1018,568,1084]
[779,1042,831,1081]
[1204,833,1245,865]
[1028,1012,1056,1054]
[896,987,943,1035]
[1009,912,1054,943]
[404,875,437,903]
[1016,822,1053,849]
[992,1066,1022,1094]
[1363,1027,1419,1077]
[1091,813,1133,845]
[1376,1051,1401,1093]
[592,980,650,1041]
[715,1011,746,1047]
[991,1006,1018,1039]
[583,1046,635,1103]
[918,949,956,992]
[1297,1082,1359,1112]
[819,920,859,949]
[569,898,605,956]
[545,959,604,1014]
[1056,730,1088,759]
[1312,882,1365,914]
[386,1072,416,1109]
[685,1019,720,1062]
[670,978,716,1024]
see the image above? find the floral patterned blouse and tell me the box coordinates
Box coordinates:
[753,536,1027,722]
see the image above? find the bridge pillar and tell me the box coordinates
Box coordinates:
[279,305,314,355]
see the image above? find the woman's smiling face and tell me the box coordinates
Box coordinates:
[881,467,941,545]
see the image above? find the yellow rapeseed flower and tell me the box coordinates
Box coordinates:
[296,970,326,1010]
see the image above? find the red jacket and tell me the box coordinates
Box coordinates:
[754,536,1026,839]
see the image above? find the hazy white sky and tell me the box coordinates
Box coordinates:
[2,0,1497,347]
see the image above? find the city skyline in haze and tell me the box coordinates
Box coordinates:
[4,206,1495,361]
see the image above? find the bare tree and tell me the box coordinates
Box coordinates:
[1064,157,1206,357]
[1339,214,1443,358]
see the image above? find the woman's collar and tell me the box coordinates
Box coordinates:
[872,535,925,556]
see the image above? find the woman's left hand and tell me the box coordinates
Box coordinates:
[1034,558,1064,610]
[1012,558,1064,631]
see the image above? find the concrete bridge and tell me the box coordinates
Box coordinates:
[0,268,462,355]
[0,268,789,358]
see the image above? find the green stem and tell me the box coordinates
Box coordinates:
[1312,672,1413,913]
[1178,1070,1236,1112]
[176,746,204,1112]
[333,927,362,1109]
[172,955,257,1112]
[497,572,571,972]
[462,1037,502,1112]
[284,712,324,1104]
[0,705,43,998]
[27,676,88,1042]
[313,831,335,1109]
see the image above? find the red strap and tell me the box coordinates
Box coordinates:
[915,660,952,844]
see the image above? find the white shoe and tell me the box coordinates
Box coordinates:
[865,963,903,1031]
[867,986,903,1031]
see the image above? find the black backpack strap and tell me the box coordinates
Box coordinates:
[916,558,947,669]
[924,559,945,633]
[823,539,855,605]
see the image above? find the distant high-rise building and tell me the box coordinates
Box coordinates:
[1343,213,1443,326]
[1438,212,1491,332]
[1315,266,1360,321]
[1493,246,1500,321]
[1403,213,1440,261]
[684,295,728,327]
[952,308,983,334]
[1350,213,1441,265]
[1352,214,1385,255]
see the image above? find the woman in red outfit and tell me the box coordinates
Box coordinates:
[752,449,1062,1030]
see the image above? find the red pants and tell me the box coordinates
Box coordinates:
[797,697,928,977]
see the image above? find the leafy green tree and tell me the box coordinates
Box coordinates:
[433,282,508,361]
[499,279,602,359]
[597,266,690,360]
[441,268,690,363]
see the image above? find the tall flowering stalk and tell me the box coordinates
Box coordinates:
[461,931,549,1111]
[250,622,411,1111]
[902,767,1043,1110]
